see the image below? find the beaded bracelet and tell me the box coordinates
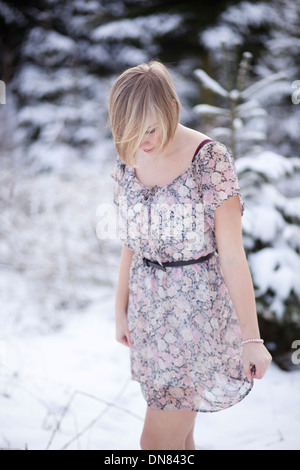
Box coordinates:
[242,339,264,346]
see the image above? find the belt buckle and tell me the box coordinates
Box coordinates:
[155,262,167,272]
[143,258,166,272]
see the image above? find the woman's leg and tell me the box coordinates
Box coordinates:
[185,419,196,450]
[140,406,197,450]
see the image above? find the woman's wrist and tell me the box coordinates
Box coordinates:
[238,319,260,341]
[242,338,264,346]
[115,308,128,319]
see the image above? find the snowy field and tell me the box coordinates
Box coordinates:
[0,0,300,452]
[0,266,299,451]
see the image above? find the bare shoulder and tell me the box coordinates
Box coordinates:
[180,125,212,148]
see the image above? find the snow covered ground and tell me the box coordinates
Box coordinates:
[0,266,299,451]
[1,0,299,452]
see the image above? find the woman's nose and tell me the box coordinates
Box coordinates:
[141,135,150,146]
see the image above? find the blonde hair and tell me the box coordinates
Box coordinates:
[108,60,181,167]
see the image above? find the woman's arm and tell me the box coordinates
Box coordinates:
[214,195,272,381]
[114,244,134,348]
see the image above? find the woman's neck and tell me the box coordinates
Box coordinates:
[159,123,186,160]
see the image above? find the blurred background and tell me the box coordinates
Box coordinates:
[0,0,299,450]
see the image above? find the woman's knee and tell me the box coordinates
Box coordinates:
[140,406,196,450]
[140,430,185,450]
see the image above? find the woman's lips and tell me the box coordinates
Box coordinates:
[143,147,155,153]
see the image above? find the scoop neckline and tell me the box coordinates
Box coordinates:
[130,139,214,190]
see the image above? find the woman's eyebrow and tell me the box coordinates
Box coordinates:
[146,123,157,131]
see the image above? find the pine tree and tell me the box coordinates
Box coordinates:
[193,47,300,369]
[198,0,300,158]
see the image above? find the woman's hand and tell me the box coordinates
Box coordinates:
[242,343,272,381]
[115,312,133,348]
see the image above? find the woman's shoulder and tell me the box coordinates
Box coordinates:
[189,134,236,174]
[189,132,232,162]
[181,126,230,156]
[181,125,212,145]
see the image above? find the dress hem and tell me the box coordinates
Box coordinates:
[131,375,254,414]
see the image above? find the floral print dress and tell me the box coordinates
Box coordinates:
[111,139,253,412]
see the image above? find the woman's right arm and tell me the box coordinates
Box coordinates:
[114,244,134,348]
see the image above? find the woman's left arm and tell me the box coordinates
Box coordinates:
[214,195,272,381]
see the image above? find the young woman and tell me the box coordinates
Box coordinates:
[109,60,272,451]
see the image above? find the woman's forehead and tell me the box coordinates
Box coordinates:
[147,122,157,129]
[145,119,158,130]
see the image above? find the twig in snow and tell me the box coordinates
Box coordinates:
[46,380,143,450]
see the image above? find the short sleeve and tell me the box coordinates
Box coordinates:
[201,141,245,216]
[110,155,126,207]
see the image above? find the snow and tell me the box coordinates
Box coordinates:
[283,225,300,251]
[236,100,267,118]
[200,24,242,50]
[236,151,294,181]
[199,0,278,51]
[0,0,26,25]
[243,204,285,244]
[193,69,228,98]
[209,127,231,140]
[23,27,76,60]
[15,65,77,100]
[72,0,102,14]
[0,270,299,451]
[237,130,266,143]
[222,1,277,30]
[248,247,300,318]
[241,71,289,101]
[1,0,300,451]
[92,14,182,44]
[200,1,279,51]
[193,104,230,117]
[268,36,300,55]
[114,45,149,67]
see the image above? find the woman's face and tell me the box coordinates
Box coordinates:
[139,123,161,155]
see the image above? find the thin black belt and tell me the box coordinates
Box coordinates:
[142,251,215,272]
